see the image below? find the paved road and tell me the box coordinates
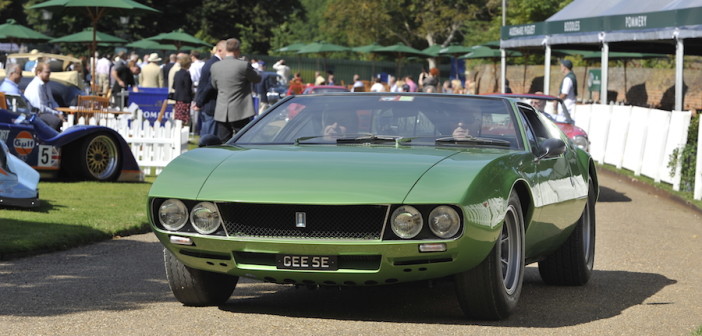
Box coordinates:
[1,169,701,336]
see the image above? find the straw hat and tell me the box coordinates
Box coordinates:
[147,53,162,62]
[28,49,39,61]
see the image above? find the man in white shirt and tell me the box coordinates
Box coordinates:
[558,59,577,116]
[24,63,63,130]
[273,59,291,85]
[189,50,205,90]
[95,54,112,95]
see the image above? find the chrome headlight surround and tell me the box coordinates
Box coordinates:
[390,205,423,239]
[571,135,590,151]
[190,202,221,234]
[158,199,188,231]
[428,206,461,238]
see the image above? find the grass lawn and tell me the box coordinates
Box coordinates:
[0,179,153,259]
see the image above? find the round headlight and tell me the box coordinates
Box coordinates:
[572,135,589,151]
[190,202,221,234]
[428,206,461,238]
[159,199,188,231]
[391,206,423,239]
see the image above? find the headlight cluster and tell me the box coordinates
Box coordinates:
[157,199,222,235]
[390,205,462,240]
[571,135,590,151]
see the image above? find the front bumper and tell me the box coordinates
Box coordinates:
[153,230,493,286]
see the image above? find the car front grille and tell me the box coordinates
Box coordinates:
[217,203,389,240]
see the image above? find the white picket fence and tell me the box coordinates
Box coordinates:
[572,104,702,200]
[64,113,190,176]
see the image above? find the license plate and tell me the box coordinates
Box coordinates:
[275,254,338,270]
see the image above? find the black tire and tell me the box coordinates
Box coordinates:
[76,133,122,181]
[538,179,596,285]
[164,248,238,306]
[455,192,525,320]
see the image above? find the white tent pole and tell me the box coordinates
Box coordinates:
[500,49,506,93]
[601,42,609,105]
[544,44,551,95]
[675,38,684,111]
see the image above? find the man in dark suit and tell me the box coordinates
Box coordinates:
[210,38,261,141]
[193,40,226,137]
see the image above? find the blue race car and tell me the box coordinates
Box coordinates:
[0,140,39,207]
[0,97,143,182]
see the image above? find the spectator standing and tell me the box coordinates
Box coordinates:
[189,50,205,91]
[24,63,64,130]
[255,62,273,115]
[272,59,290,84]
[558,59,577,115]
[326,71,335,86]
[194,40,226,138]
[111,60,140,107]
[209,38,261,141]
[370,77,386,92]
[352,74,364,88]
[418,67,439,92]
[161,53,176,88]
[168,52,188,97]
[139,53,163,88]
[404,75,418,92]
[95,53,112,94]
[314,71,325,86]
[24,49,39,72]
[172,55,193,125]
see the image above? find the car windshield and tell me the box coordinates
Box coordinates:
[235,94,522,149]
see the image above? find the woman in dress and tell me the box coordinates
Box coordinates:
[172,54,193,125]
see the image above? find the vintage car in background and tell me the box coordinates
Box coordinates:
[0,95,142,182]
[0,140,39,207]
[301,85,349,95]
[2,52,85,107]
[490,93,590,151]
[149,93,597,320]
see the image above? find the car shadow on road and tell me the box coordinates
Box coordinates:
[598,186,632,202]
[220,267,676,327]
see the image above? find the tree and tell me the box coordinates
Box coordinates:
[322,0,495,67]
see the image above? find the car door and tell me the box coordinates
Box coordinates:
[517,103,584,257]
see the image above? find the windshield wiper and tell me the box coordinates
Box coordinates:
[294,136,327,145]
[336,134,413,146]
[435,136,512,147]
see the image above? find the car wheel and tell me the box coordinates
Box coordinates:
[455,192,525,320]
[538,179,596,285]
[164,248,238,306]
[77,133,121,181]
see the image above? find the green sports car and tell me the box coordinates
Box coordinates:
[148,93,598,320]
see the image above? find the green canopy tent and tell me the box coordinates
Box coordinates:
[0,19,52,51]
[147,29,211,51]
[351,43,385,78]
[296,42,350,72]
[126,38,179,51]
[277,42,306,53]
[375,43,432,76]
[50,27,126,44]
[30,0,159,91]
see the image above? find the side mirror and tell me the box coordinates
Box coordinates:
[198,134,223,147]
[536,138,566,160]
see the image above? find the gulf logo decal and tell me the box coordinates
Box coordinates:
[13,131,35,156]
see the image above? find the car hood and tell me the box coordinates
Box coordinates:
[150,145,506,204]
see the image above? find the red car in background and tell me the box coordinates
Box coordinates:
[302,85,349,95]
[491,93,590,151]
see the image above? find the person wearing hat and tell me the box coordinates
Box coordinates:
[558,59,577,116]
[24,49,40,72]
[139,53,164,88]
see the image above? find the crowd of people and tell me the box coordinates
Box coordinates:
[0,41,578,142]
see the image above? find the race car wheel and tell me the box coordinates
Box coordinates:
[164,248,238,306]
[538,179,596,285]
[455,192,525,320]
[77,133,121,181]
